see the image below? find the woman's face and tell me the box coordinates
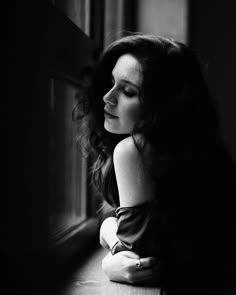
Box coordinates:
[103,54,143,134]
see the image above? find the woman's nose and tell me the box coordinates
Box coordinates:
[103,88,117,106]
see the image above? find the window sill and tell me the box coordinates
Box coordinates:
[54,217,99,246]
[49,217,100,277]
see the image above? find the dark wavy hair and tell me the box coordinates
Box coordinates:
[74,33,219,208]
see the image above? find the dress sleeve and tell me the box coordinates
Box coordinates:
[111,200,160,257]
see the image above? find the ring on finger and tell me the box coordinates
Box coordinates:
[135,258,143,270]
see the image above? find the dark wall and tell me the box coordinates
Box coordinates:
[189,1,236,162]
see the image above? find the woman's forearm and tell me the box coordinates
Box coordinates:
[99,217,119,250]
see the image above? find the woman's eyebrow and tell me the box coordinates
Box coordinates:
[121,79,140,89]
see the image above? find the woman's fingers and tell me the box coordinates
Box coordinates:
[130,256,156,271]
[133,268,153,280]
[129,260,161,284]
[139,257,155,269]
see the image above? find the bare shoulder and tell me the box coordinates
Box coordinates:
[114,135,153,164]
[113,136,140,163]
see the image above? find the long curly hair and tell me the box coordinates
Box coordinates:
[74,33,219,208]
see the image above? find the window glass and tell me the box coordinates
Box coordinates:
[49,79,88,237]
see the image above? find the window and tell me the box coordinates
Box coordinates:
[45,1,100,250]
[48,78,89,238]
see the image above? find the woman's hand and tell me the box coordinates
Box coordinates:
[102,251,159,285]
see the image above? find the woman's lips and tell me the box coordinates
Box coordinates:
[104,109,118,118]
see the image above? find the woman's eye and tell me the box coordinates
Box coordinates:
[123,89,136,97]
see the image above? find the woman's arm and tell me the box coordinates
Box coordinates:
[99,216,157,284]
[100,137,159,284]
[99,217,119,250]
[100,217,159,284]
[113,136,156,207]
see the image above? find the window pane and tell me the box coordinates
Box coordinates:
[49,78,88,238]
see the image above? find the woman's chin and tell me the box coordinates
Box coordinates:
[104,123,123,134]
[104,121,132,135]
[104,126,120,134]
[104,122,116,134]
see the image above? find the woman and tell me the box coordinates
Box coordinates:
[75,34,236,294]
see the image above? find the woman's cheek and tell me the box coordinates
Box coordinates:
[126,103,142,124]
